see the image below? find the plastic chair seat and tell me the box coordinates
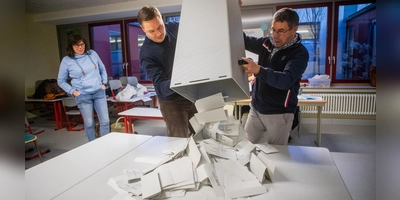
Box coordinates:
[65,110,81,115]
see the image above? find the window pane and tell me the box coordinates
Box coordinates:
[294,7,328,80]
[335,3,375,80]
[91,24,123,80]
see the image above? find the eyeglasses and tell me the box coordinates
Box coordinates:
[73,43,85,48]
[269,28,292,36]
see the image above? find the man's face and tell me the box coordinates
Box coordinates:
[141,16,166,43]
[270,21,298,48]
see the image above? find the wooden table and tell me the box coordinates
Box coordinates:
[228,98,327,146]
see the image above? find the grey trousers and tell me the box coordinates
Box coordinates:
[244,105,294,145]
[158,96,197,138]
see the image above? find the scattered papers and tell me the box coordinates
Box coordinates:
[255,142,279,154]
[123,169,142,182]
[141,171,161,199]
[108,92,283,199]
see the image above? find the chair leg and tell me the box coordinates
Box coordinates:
[25,140,51,162]
[33,140,43,162]
[65,114,84,131]
[298,110,301,138]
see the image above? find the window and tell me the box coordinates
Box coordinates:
[280,0,376,83]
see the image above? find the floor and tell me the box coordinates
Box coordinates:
[25,106,376,200]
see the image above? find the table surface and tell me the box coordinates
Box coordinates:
[25,133,153,200]
[25,98,62,102]
[109,92,157,103]
[36,134,352,200]
[118,107,162,117]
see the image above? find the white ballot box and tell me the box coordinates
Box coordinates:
[170,0,250,102]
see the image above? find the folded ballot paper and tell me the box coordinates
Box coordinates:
[108,94,279,199]
[190,92,244,147]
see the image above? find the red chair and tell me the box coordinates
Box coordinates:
[61,97,84,131]
[25,116,50,162]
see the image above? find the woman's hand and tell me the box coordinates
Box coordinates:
[101,84,106,90]
[72,90,80,97]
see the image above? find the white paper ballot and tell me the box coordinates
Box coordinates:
[194,93,226,113]
[255,142,279,154]
[116,180,142,196]
[123,169,142,182]
[141,171,161,199]
[257,151,276,182]
[249,153,268,183]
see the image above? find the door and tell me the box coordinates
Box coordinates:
[90,21,126,80]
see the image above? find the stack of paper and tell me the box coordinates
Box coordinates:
[109,93,281,199]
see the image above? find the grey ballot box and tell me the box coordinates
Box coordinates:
[170,0,250,103]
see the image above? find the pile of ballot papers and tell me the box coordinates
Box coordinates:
[108,93,278,199]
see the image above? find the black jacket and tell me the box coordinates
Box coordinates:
[140,22,181,100]
[245,33,309,114]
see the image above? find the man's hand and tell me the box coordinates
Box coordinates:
[248,74,255,84]
[238,0,243,7]
[241,57,260,75]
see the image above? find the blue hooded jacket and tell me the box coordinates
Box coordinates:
[58,50,108,95]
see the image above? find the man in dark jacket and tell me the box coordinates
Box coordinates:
[240,7,308,144]
[138,5,197,138]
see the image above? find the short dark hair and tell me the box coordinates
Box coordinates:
[66,33,89,58]
[137,5,162,26]
[273,7,299,29]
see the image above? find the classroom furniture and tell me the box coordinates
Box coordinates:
[127,76,138,86]
[25,116,49,162]
[25,99,64,130]
[25,133,153,200]
[228,98,327,146]
[61,96,84,131]
[119,76,128,86]
[25,133,351,200]
[118,107,164,133]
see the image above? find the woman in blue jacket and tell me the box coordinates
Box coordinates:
[58,33,110,141]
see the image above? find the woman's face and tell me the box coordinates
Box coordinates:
[72,40,85,55]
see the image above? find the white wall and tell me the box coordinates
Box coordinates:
[25,14,60,98]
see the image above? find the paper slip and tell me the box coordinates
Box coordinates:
[123,169,142,182]
[116,180,142,196]
[257,151,276,182]
[134,156,165,165]
[141,171,161,199]
[254,143,279,154]
[249,153,267,183]
[202,140,236,160]
[215,160,267,198]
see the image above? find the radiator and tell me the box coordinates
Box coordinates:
[300,93,376,116]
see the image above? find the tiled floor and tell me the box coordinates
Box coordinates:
[25,108,375,200]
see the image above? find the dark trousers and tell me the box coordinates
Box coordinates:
[158,96,197,138]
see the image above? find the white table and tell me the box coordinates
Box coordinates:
[25,133,152,200]
[51,135,351,200]
[118,107,163,133]
[110,92,158,112]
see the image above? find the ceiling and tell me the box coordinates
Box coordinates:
[25,0,138,14]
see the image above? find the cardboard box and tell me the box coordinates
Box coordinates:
[170,0,250,102]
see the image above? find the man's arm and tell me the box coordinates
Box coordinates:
[141,58,176,98]
[257,49,308,90]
